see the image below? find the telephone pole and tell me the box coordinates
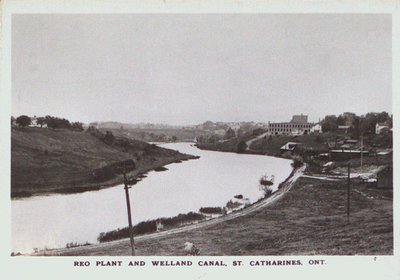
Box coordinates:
[347,164,351,223]
[360,135,363,170]
[123,171,135,256]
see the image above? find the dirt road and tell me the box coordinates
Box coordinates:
[36,165,305,256]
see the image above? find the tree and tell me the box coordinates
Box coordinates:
[16,115,31,128]
[36,117,46,127]
[236,128,245,138]
[104,131,115,145]
[71,122,84,131]
[224,127,236,139]
[321,115,338,132]
[376,112,390,123]
[336,115,346,126]
[259,175,274,197]
[237,141,247,153]
[291,155,304,169]
[45,115,71,129]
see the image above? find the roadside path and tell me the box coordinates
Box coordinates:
[38,165,305,256]
[245,132,269,150]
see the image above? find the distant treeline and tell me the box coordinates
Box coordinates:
[98,212,205,243]
[12,115,84,130]
[321,111,392,136]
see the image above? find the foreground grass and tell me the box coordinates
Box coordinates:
[49,176,392,256]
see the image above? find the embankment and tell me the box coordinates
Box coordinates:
[11,128,198,197]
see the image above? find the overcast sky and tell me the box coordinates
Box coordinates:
[12,14,391,125]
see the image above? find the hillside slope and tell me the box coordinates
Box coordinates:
[11,128,196,197]
[41,176,392,256]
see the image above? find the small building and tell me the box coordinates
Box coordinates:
[340,139,358,149]
[337,125,351,134]
[377,165,393,189]
[376,122,390,134]
[280,142,299,152]
[344,139,358,145]
[310,124,322,133]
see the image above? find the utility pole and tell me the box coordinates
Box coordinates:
[347,164,351,224]
[360,135,363,170]
[123,171,135,256]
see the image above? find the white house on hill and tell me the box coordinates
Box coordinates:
[310,124,322,133]
[375,122,390,134]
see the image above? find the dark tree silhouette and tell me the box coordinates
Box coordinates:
[36,117,46,127]
[16,115,31,128]
[237,141,247,153]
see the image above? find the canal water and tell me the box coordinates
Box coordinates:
[11,143,292,253]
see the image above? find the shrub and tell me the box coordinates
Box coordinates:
[237,141,247,153]
[97,212,205,242]
[226,200,243,209]
[199,207,224,214]
[291,155,304,168]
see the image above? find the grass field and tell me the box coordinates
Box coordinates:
[11,127,196,197]
[48,176,392,256]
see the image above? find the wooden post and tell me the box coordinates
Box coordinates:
[347,164,351,223]
[123,171,135,256]
[360,135,363,170]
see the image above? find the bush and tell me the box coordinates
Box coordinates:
[97,212,205,242]
[103,131,115,145]
[291,155,304,168]
[199,207,224,214]
[226,200,243,209]
[237,141,248,153]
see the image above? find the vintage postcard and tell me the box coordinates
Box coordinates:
[1,0,399,279]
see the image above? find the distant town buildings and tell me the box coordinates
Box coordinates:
[268,114,315,135]
[291,114,308,124]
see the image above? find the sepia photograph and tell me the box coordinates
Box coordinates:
[1,1,399,279]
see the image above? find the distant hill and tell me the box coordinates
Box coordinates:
[11,127,196,197]
[90,121,184,130]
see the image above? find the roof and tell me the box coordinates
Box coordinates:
[377,165,392,175]
[330,150,368,154]
[344,139,358,144]
[280,142,299,151]
[376,122,389,127]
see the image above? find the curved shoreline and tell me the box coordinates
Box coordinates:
[34,164,305,256]
[11,153,199,199]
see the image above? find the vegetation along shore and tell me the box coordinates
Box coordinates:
[11,116,198,198]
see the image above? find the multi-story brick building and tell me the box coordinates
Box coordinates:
[268,114,314,135]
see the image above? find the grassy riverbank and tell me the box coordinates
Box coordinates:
[44,173,392,256]
[11,128,197,197]
[140,177,392,255]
